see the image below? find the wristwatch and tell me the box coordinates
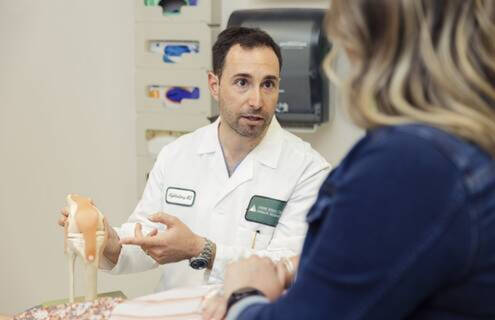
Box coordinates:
[189,237,215,270]
[226,287,266,311]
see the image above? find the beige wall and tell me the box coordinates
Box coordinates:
[0,0,362,315]
[0,0,161,314]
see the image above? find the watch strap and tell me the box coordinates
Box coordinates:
[226,287,266,312]
[189,237,215,270]
[207,239,216,270]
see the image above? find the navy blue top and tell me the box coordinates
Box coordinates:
[235,124,495,319]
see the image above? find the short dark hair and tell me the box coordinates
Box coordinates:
[212,26,283,79]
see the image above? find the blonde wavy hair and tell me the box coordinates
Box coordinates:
[325,0,495,157]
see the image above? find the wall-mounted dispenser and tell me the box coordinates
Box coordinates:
[228,9,331,130]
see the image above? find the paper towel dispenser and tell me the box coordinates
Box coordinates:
[228,8,331,129]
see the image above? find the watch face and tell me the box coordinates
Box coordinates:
[190,258,208,270]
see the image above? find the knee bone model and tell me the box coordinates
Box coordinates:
[64,194,107,302]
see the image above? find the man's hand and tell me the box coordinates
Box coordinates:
[120,213,205,264]
[224,256,284,302]
[57,207,70,228]
[101,217,122,264]
[58,207,122,264]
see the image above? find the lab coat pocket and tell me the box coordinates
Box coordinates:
[236,225,274,250]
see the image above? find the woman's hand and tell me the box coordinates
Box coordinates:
[275,256,300,289]
[224,256,284,302]
[201,288,227,320]
[200,255,300,320]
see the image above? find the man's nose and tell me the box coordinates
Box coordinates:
[248,87,263,110]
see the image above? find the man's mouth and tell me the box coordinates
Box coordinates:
[241,115,264,123]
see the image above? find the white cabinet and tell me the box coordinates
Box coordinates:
[136,113,209,157]
[135,0,221,196]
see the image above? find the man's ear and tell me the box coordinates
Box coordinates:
[207,71,220,102]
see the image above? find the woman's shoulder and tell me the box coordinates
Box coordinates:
[345,124,491,172]
[330,123,494,198]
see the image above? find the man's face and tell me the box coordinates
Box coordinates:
[209,44,280,139]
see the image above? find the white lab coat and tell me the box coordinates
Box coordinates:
[103,117,330,291]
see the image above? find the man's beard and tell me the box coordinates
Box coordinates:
[237,117,271,138]
[221,108,273,138]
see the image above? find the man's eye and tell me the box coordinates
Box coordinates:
[234,79,248,87]
[262,81,276,89]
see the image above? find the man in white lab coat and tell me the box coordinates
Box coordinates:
[59,27,330,291]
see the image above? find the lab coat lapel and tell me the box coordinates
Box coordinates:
[213,154,254,208]
[197,119,253,207]
[211,117,283,208]
[196,118,230,190]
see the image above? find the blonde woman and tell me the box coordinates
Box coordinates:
[203,0,495,319]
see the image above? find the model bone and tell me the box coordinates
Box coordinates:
[64,194,107,302]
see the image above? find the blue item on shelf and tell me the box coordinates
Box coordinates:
[166,87,200,103]
[163,45,198,63]
[159,0,187,14]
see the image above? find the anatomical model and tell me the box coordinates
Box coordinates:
[64,194,107,302]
